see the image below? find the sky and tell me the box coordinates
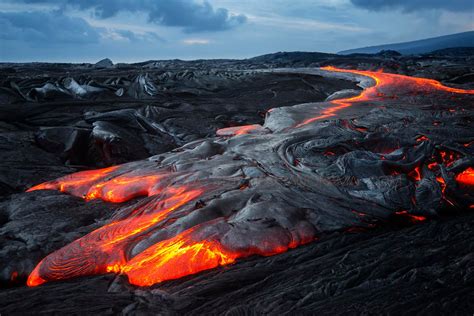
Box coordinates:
[0,0,473,62]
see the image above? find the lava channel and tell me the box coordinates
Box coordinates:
[296,66,474,127]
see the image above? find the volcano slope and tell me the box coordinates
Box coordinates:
[1,53,474,314]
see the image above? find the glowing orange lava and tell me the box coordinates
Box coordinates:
[27,172,312,287]
[297,66,474,127]
[456,167,474,186]
[216,124,262,136]
[122,227,238,286]
[84,174,164,203]
[27,166,119,196]
[27,166,167,203]
[27,186,203,286]
[395,210,427,222]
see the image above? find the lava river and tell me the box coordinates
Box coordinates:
[26,67,474,287]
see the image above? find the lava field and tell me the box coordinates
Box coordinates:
[0,51,473,314]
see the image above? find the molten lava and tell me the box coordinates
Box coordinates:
[297,66,474,127]
[216,124,263,137]
[27,186,204,286]
[27,166,120,196]
[26,66,474,288]
[121,226,238,286]
[456,167,474,187]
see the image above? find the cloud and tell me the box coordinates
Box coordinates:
[350,0,473,12]
[148,1,247,33]
[0,10,100,44]
[182,38,211,45]
[247,14,368,33]
[101,29,164,42]
[15,0,247,32]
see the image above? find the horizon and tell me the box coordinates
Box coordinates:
[1,0,473,63]
[2,31,474,65]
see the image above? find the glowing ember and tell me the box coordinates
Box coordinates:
[439,150,461,167]
[436,176,447,195]
[395,210,427,222]
[408,166,422,182]
[456,167,474,186]
[416,135,429,142]
[10,271,18,282]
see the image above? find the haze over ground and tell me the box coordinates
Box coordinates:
[0,0,473,62]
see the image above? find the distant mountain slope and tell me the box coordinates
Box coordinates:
[248,51,337,62]
[339,31,474,55]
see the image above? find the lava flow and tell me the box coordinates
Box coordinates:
[216,124,264,137]
[27,166,120,197]
[120,224,238,286]
[297,66,474,127]
[26,66,474,288]
[27,185,204,286]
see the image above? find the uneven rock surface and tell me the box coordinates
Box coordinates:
[0,52,473,314]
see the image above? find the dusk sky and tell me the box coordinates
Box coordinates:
[0,0,473,62]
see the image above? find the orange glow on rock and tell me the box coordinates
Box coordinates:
[122,228,237,286]
[27,186,203,286]
[439,150,461,167]
[416,135,429,142]
[27,166,120,197]
[84,174,164,203]
[456,167,474,186]
[10,271,18,282]
[408,166,422,182]
[216,124,263,137]
[395,210,426,222]
[27,166,167,203]
[436,176,447,194]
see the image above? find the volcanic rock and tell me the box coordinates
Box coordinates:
[95,58,114,68]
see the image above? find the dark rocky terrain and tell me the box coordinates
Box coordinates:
[0,51,473,315]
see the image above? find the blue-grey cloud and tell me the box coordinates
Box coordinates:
[0,10,100,44]
[350,0,473,12]
[113,30,165,42]
[147,1,247,33]
[16,0,247,32]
